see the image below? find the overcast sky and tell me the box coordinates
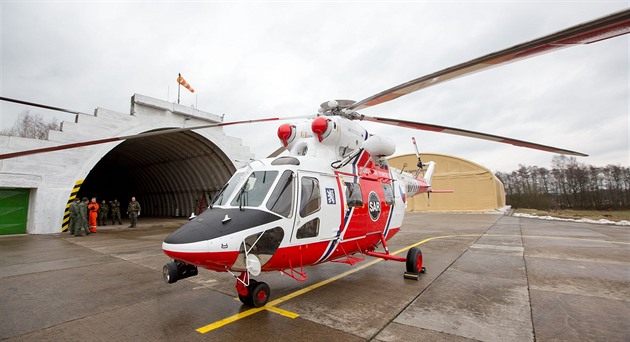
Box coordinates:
[1,1,628,172]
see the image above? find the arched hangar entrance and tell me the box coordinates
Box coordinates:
[79,130,235,217]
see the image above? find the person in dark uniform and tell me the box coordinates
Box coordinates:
[127,196,141,228]
[98,200,109,226]
[111,199,122,225]
[68,197,80,235]
[76,197,91,236]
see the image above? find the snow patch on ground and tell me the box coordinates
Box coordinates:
[513,213,630,226]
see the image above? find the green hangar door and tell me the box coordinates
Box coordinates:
[0,188,29,234]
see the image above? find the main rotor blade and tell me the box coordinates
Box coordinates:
[0,115,312,160]
[349,9,630,111]
[0,96,91,116]
[361,115,588,156]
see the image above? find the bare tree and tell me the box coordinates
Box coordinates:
[1,111,60,140]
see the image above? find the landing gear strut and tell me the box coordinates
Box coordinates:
[235,272,270,307]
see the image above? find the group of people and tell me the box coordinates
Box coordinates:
[68,197,141,236]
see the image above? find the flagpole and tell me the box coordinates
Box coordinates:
[177,73,181,104]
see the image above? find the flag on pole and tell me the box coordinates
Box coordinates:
[177,74,195,93]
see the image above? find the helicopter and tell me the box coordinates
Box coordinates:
[1,9,629,308]
[159,9,630,307]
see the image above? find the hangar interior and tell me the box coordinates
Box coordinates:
[79,130,236,218]
[388,153,506,211]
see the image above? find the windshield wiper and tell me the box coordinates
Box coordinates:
[238,187,248,211]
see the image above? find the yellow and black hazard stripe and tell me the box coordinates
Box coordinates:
[62,180,83,231]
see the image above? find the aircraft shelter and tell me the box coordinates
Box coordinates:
[0,94,253,234]
[387,153,506,212]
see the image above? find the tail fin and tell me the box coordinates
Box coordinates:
[423,161,436,186]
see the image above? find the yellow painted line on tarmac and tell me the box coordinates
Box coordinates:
[265,306,300,319]
[196,307,266,333]
[196,232,628,334]
[196,237,438,334]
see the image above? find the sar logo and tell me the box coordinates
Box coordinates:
[368,191,381,221]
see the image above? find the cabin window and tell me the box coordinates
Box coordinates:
[382,183,394,205]
[299,177,321,217]
[296,218,320,239]
[345,182,363,207]
[213,172,245,206]
[266,170,295,218]
[230,171,278,208]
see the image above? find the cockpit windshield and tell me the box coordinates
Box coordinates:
[230,171,279,208]
[212,172,245,207]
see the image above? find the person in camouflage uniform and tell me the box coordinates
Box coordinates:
[68,197,80,235]
[98,200,109,226]
[75,197,91,236]
[110,199,122,225]
[127,197,141,228]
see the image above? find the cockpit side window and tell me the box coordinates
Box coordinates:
[266,170,295,218]
[212,172,244,206]
[299,177,320,217]
[230,171,278,208]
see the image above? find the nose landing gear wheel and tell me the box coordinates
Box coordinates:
[163,262,179,284]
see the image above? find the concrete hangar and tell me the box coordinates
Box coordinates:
[0,94,254,234]
[0,94,505,235]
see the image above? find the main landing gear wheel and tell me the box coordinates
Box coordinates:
[238,279,271,308]
[404,247,426,280]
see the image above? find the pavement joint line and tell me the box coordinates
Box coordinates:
[519,221,538,340]
[195,232,628,334]
[485,234,630,245]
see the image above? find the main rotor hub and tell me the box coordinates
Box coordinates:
[318,99,362,120]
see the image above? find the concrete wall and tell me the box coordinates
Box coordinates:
[0,94,253,234]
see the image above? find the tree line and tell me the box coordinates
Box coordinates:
[495,156,629,210]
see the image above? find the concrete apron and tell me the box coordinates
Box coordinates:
[0,214,628,341]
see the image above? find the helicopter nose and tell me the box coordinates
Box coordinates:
[162,217,240,271]
[162,208,282,270]
[163,221,205,245]
[162,222,211,261]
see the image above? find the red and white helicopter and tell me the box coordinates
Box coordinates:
[1,9,629,308]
